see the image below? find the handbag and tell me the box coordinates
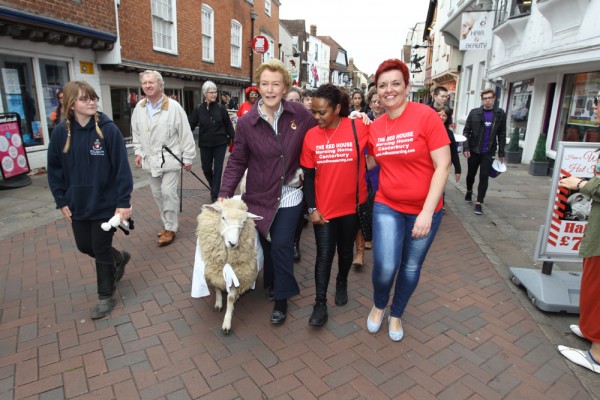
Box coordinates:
[351,120,375,241]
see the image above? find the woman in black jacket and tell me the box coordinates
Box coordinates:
[189,81,235,202]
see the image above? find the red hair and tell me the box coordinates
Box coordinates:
[374,59,410,87]
[245,86,259,95]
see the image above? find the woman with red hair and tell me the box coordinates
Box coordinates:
[366,59,450,341]
[237,86,259,117]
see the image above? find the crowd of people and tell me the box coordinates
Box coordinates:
[54,58,588,354]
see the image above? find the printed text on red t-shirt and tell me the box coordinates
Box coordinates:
[315,141,354,164]
[375,131,415,156]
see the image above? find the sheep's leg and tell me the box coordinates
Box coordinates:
[221,287,237,335]
[214,289,223,312]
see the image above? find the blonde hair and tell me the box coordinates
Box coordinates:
[254,59,293,88]
[61,81,103,153]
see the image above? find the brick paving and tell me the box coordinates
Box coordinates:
[0,167,597,399]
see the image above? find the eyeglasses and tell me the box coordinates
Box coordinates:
[595,96,599,107]
[370,99,381,105]
[206,91,217,95]
[482,96,495,101]
[77,96,98,103]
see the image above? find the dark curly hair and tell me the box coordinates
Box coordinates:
[313,83,350,117]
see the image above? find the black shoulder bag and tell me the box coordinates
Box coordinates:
[351,120,375,241]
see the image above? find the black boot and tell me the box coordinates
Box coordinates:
[335,278,348,306]
[293,240,301,262]
[112,249,130,285]
[308,302,328,326]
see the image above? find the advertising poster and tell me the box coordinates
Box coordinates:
[566,74,597,126]
[459,12,494,51]
[536,142,599,262]
[0,113,31,179]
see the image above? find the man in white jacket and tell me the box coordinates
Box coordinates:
[132,70,196,246]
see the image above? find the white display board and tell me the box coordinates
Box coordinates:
[535,141,599,262]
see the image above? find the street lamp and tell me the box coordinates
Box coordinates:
[249,10,258,85]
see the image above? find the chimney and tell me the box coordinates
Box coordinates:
[310,25,317,37]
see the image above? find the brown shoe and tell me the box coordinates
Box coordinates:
[352,252,364,268]
[157,229,166,237]
[365,241,373,250]
[158,230,175,246]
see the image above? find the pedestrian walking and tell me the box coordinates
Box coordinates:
[557,91,600,374]
[131,70,196,246]
[188,81,235,203]
[366,59,450,342]
[462,89,506,215]
[219,59,317,325]
[47,80,133,319]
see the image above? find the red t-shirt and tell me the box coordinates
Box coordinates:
[237,102,252,118]
[301,118,369,220]
[368,102,449,214]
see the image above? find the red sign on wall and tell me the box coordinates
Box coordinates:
[0,113,31,179]
[252,35,269,54]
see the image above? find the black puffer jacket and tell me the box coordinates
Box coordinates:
[462,106,506,157]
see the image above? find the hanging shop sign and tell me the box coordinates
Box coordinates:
[252,36,269,54]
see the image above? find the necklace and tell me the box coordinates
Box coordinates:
[324,119,342,144]
[385,101,408,138]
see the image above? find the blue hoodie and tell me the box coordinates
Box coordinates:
[47,112,133,221]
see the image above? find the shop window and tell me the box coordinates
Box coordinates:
[0,55,41,148]
[508,78,534,142]
[40,59,69,140]
[553,72,600,150]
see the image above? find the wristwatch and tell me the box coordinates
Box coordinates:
[308,207,317,214]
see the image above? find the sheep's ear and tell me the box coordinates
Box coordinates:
[246,212,263,221]
[202,203,223,213]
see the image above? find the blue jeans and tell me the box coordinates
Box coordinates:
[372,202,443,318]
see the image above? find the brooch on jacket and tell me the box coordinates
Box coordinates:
[290,120,297,130]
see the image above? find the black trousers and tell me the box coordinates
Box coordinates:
[199,144,227,202]
[312,213,359,303]
[466,152,493,203]
[71,220,118,298]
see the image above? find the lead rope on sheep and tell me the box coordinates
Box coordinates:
[220,222,245,238]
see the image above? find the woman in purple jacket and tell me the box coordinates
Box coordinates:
[219,60,316,324]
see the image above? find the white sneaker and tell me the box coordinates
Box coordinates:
[570,324,585,339]
[557,345,600,373]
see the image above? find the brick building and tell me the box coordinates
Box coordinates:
[0,0,280,170]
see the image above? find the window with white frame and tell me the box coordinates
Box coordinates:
[152,0,177,53]
[231,20,242,68]
[265,0,271,16]
[202,4,214,62]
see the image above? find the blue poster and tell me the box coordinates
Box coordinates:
[6,94,25,120]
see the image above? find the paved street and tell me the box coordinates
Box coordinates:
[0,153,598,399]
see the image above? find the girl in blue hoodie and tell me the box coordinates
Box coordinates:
[47,81,133,319]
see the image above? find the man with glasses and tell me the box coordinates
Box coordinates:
[131,70,196,246]
[462,89,506,215]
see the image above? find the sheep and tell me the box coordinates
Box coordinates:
[195,197,263,335]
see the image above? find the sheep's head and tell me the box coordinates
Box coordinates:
[202,200,262,249]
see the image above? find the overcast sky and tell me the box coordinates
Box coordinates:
[279,0,431,75]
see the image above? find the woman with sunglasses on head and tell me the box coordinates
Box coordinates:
[47,81,133,320]
[366,59,450,342]
[353,87,384,267]
[300,83,371,326]
[557,91,600,374]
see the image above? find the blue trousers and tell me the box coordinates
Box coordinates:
[372,202,443,318]
[260,203,302,300]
